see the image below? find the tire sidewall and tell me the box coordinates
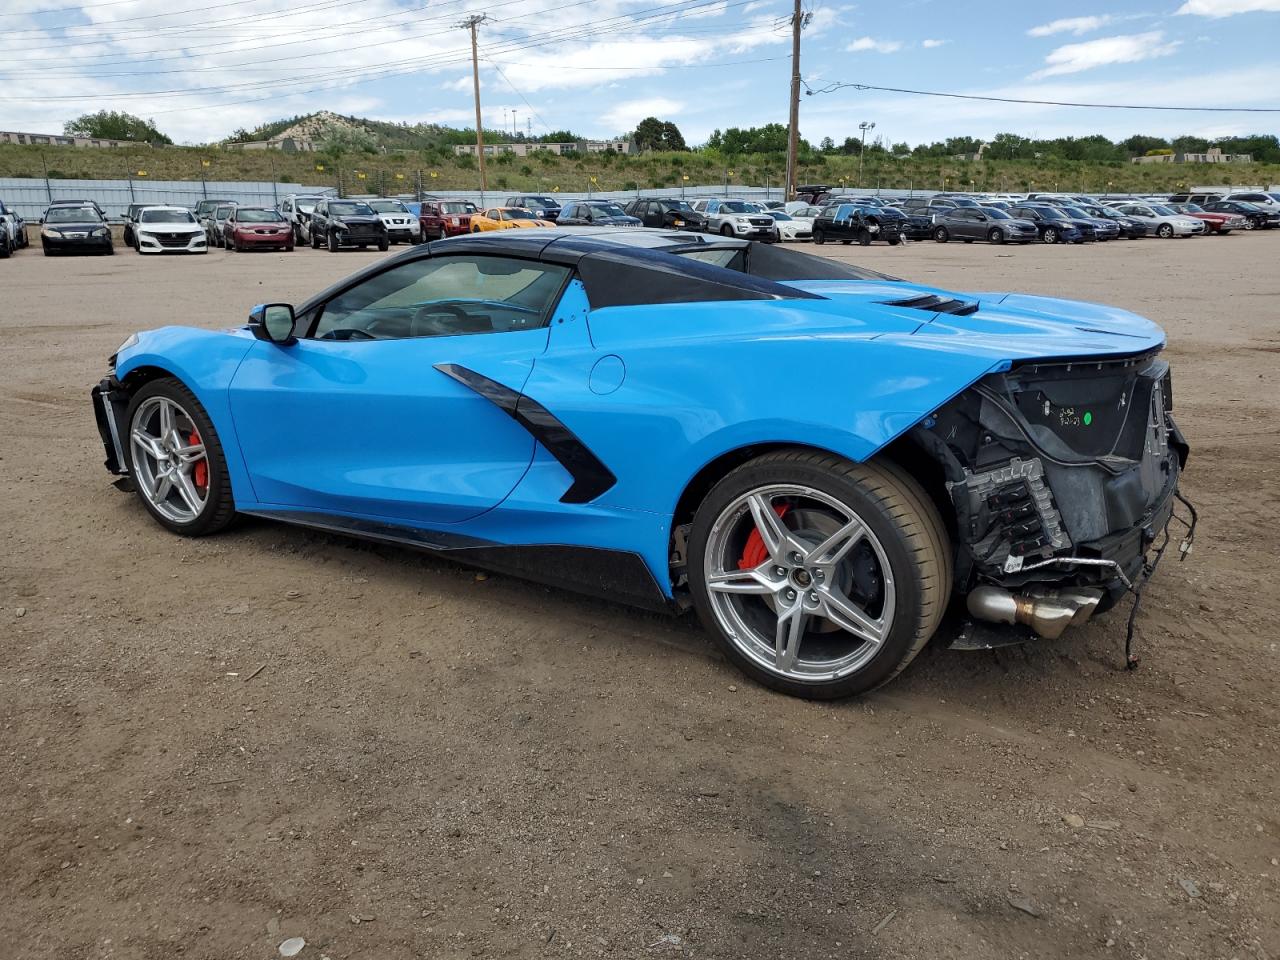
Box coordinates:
[123,378,233,536]
[688,456,933,700]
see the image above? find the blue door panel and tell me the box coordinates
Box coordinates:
[228,329,547,524]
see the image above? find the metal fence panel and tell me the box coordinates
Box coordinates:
[0,178,334,221]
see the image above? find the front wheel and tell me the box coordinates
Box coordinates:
[813,229,825,245]
[1243,219,1255,230]
[1157,224,1174,238]
[124,378,236,537]
[378,237,390,252]
[857,228,873,246]
[933,226,949,243]
[987,228,1004,244]
[327,231,339,252]
[688,450,951,700]
[1043,227,1059,244]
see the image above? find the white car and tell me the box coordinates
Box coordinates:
[1111,202,1206,238]
[367,198,421,245]
[768,211,812,241]
[279,194,328,245]
[779,206,821,238]
[133,206,208,254]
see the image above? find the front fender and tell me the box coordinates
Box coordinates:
[114,326,257,506]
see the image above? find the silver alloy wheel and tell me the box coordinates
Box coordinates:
[703,484,896,682]
[129,396,210,524]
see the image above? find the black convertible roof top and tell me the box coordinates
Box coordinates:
[299,228,896,315]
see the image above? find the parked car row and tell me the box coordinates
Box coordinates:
[10,185,1277,260]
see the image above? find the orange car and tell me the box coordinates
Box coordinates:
[469,206,556,232]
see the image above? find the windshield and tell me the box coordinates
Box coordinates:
[719,201,752,213]
[368,200,407,213]
[1180,203,1203,212]
[664,199,693,211]
[505,208,538,221]
[214,205,235,218]
[140,209,195,224]
[236,209,285,223]
[1037,208,1067,221]
[330,202,374,217]
[985,208,1011,220]
[796,206,822,217]
[588,203,627,217]
[440,202,472,215]
[1150,204,1176,216]
[1059,206,1088,217]
[527,196,557,206]
[46,207,99,223]
[770,212,793,221]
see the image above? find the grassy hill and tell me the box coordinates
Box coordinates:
[2,115,1275,197]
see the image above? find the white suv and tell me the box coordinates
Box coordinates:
[366,199,422,245]
[278,194,328,245]
[690,198,776,240]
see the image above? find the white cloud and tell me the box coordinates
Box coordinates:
[846,36,903,53]
[1031,31,1181,78]
[598,97,684,132]
[1027,15,1112,37]
[921,38,948,48]
[1177,0,1280,15]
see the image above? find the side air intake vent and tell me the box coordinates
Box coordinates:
[883,293,979,316]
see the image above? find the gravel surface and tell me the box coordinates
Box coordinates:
[2,233,1277,959]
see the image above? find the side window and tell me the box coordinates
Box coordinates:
[312,256,571,341]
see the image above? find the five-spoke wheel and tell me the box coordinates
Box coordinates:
[689,451,951,699]
[125,378,235,535]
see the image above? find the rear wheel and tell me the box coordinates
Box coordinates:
[124,378,236,537]
[933,226,949,243]
[688,451,951,700]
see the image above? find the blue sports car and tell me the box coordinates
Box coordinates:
[91,229,1193,699]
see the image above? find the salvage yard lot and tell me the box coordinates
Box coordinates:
[2,234,1277,959]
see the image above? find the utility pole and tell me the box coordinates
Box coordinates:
[784,0,810,202]
[460,14,490,195]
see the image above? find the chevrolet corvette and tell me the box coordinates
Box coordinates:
[91,229,1194,699]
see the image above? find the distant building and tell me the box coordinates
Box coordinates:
[0,130,142,148]
[224,136,316,153]
[1132,147,1253,165]
[453,139,635,157]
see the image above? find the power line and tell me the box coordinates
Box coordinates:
[803,80,1280,113]
[484,57,551,135]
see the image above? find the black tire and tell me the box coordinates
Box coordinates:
[687,450,952,700]
[472,225,481,233]
[294,224,303,245]
[813,229,825,245]
[933,226,949,243]
[1043,227,1059,244]
[327,230,339,252]
[987,228,1003,244]
[311,228,321,249]
[886,236,901,246]
[123,377,236,537]
[857,228,873,246]
[1157,223,1174,238]
[0,236,9,259]
[104,243,114,255]
[962,238,973,244]
[720,224,734,237]
[1218,229,1231,235]
[1243,219,1255,231]
[378,237,389,252]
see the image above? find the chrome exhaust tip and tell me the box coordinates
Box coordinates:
[967,585,1104,640]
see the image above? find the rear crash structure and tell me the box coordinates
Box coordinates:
[914,350,1196,664]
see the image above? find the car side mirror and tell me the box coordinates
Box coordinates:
[249,303,296,344]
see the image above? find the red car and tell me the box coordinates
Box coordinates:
[222,207,294,252]
[420,200,477,240]
[1167,202,1247,235]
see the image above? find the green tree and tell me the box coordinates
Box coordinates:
[633,116,688,151]
[1118,134,1171,158]
[64,111,172,145]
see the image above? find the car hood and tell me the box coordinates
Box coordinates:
[140,222,203,232]
[45,219,107,229]
[591,216,643,225]
[776,279,1165,360]
[332,216,383,226]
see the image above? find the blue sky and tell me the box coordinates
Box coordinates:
[1,0,1278,146]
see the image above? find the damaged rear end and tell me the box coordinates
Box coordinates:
[914,349,1195,662]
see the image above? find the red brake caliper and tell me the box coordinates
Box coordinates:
[188,430,208,491]
[738,504,789,570]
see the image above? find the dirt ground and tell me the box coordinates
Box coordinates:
[2,231,1277,960]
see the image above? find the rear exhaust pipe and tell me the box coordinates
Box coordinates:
[967,585,1103,640]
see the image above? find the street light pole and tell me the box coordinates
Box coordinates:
[857,121,875,188]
